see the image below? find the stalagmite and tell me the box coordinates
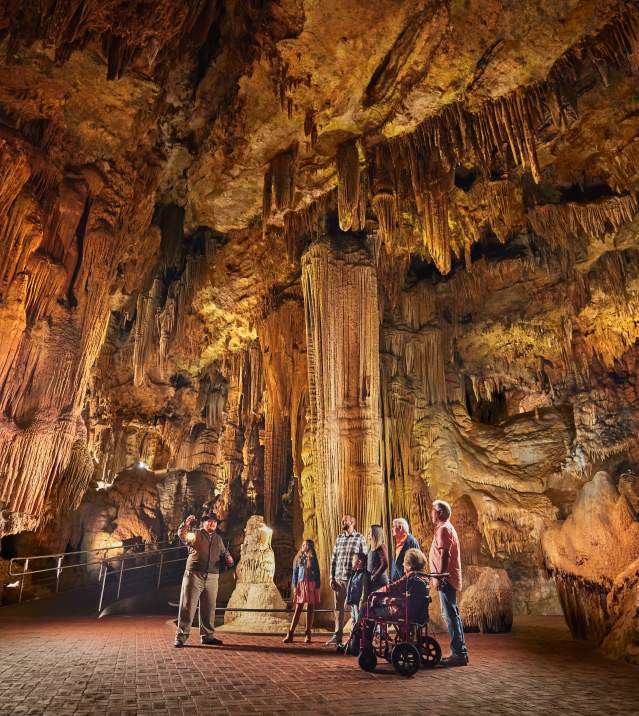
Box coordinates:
[301,238,385,586]
[220,515,289,633]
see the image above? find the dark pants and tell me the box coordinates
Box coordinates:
[439,583,467,657]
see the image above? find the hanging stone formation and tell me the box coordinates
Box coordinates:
[0,0,638,672]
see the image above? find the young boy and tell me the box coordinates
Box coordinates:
[345,552,370,625]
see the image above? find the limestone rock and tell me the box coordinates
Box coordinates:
[220,515,289,633]
[460,566,514,633]
[542,472,639,662]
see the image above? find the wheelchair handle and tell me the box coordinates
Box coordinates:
[426,572,449,579]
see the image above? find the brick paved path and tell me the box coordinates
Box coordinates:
[0,613,637,715]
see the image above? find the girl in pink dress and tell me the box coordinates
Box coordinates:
[283,539,321,644]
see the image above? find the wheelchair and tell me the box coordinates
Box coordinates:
[356,572,445,677]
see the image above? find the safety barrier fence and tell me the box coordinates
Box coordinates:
[7,541,174,605]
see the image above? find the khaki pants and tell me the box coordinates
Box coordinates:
[176,571,219,643]
[332,579,349,639]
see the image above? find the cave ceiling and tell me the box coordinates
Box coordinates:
[1,0,639,661]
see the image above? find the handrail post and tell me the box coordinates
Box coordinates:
[18,559,29,604]
[116,557,125,600]
[98,561,107,613]
[156,551,164,589]
[55,556,63,593]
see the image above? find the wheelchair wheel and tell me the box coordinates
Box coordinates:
[358,647,377,672]
[418,635,442,668]
[391,643,421,677]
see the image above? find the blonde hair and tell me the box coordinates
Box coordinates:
[369,524,385,550]
[404,548,427,572]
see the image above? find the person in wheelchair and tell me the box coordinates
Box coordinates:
[367,548,430,625]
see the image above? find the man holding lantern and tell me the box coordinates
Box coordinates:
[174,513,234,647]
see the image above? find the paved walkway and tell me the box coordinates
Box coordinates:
[0,612,637,715]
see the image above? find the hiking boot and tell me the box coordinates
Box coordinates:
[441,653,468,667]
[201,636,223,646]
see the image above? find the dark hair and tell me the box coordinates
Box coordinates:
[294,539,317,565]
[353,551,367,564]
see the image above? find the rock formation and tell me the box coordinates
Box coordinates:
[543,472,639,663]
[220,515,288,633]
[1,0,639,660]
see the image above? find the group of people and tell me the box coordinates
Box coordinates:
[283,501,469,667]
[173,501,469,668]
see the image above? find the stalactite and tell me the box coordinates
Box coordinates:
[157,297,176,379]
[485,179,519,243]
[371,145,397,245]
[262,168,273,232]
[281,191,333,261]
[336,138,361,231]
[132,278,165,387]
[262,145,298,236]
[24,253,66,324]
[528,194,638,248]
[378,3,639,217]
[0,194,43,296]
[272,145,298,211]
[422,190,451,275]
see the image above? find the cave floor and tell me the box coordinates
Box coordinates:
[0,611,637,715]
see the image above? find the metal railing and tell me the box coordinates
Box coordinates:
[7,541,173,604]
[97,543,188,613]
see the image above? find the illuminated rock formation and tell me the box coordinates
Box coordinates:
[220,515,289,633]
[460,567,514,634]
[1,0,639,661]
[302,238,385,587]
[543,472,639,663]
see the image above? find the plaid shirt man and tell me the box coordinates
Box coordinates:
[330,530,367,581]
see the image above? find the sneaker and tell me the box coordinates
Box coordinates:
[201,636,223,646]
[174,640,185,648]
[325,635,342,646]
[441,654,468,667]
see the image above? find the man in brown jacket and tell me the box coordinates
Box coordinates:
[174,513,233,647]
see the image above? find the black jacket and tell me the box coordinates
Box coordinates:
[346,569,371,608]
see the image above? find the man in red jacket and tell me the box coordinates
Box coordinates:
[429,500,469,666]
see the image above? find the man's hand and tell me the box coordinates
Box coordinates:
[185,515,197,526]
[330,577,337,591]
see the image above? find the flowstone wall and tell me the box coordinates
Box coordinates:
[1,0,639,661]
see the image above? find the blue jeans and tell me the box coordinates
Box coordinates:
[439,583,467,657]
[350,605,360,625]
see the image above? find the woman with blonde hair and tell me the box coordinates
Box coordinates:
[367,524,389,591]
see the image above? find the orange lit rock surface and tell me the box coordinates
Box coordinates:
[1,0,639,660]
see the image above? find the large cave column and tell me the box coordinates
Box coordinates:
[257,294,307,527]
[301,237,385,583]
